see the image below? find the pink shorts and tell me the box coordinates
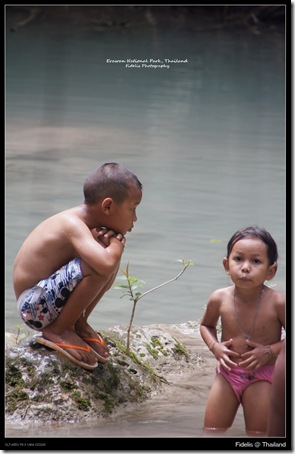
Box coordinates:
[218,364,274,403]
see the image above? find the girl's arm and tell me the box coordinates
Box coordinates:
[200,290,240,370]
[199,291,221,348]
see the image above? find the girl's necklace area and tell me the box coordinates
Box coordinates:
[233,286,264,344]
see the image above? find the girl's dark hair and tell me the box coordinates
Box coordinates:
[83,163,142,205]
[226,226,278,265]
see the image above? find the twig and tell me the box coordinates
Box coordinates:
[125,260,193,353]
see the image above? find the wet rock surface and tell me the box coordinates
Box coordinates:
[5,322,205,425]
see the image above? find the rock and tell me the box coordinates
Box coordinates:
[5,322,204,424]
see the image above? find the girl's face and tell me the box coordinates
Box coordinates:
[223,238,276,288]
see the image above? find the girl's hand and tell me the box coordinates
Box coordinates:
[213,339,240,371]
[238,340,272,371]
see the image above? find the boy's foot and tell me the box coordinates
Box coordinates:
[34,335,98,371]
[81,333,109,364]
[75,323,110,363]
[40,328,98,368]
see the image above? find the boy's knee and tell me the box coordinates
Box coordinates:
[81,260,111,279]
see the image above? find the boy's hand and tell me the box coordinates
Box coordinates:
[93,228,126,248]
[91,228,109,248]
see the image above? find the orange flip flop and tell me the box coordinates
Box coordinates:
[82,333,109,364]
[34,336,98,371]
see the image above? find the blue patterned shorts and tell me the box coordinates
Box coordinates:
[17,258,83,331]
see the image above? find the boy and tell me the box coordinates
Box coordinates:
[200,226,285,435]
[13,163,143,370]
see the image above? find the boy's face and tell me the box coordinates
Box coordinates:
[223,238,277,288]
[106,185,142,235]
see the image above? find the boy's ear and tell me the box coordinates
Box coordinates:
[222,257,230,274]
[101,198,113,214]
[266,263,277,281]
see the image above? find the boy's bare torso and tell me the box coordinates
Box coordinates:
[13,206,96,298]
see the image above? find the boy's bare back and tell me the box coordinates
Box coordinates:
[14,207,95,297]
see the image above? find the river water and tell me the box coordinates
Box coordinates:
[5,6,286,444]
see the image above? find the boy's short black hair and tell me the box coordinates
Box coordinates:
[83,162,142,205]
[226,226,278,265]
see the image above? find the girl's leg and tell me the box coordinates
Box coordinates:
[203,373,240,434]
[242,381,272,436]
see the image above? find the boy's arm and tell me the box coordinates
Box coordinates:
[267,340,286,436]
[91,228,125,249]
[266,293,286,359]
[70,223,125,276]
